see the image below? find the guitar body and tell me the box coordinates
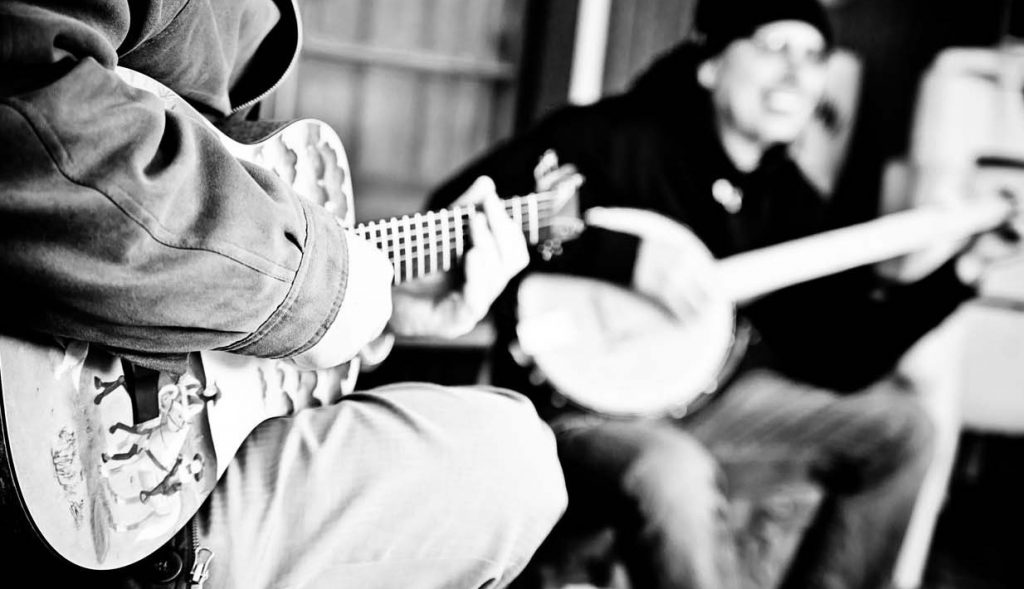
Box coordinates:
[0,69,358,570]
[0,339,214,568]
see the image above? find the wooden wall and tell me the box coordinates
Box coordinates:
[602,0,696,96]
[268,0,529,222]
[520,0,697,123]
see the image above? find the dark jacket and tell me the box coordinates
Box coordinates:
[0,0,349,372]
[428,44,973,401]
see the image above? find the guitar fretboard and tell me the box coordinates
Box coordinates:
[354,193,556,284]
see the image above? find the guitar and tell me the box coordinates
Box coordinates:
[0,69,583,571]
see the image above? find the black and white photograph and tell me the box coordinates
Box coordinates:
[3,1,1024,587]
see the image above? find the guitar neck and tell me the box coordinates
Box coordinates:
[716,198,1014,303]
[354,193,554,284]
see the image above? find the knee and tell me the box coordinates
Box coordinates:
[620,430,722,520]
[884,394,937,469]
[448,386,568,553]
[858,391,938,485]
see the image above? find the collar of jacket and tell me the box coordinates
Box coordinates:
[227,0,302,116]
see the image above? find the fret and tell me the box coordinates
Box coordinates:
[387,219,401,281]
[364,221,377,250]
[413,213,425,279]
[440,212,452,271]
[527,193,539,244]
[401,215,414,282]
[510,198,523,236]
[454,207,466,258]
[426,211,438,274]
[347,188,562,283]
[373,221,383,252]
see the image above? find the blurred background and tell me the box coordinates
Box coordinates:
[265,1,1024,587]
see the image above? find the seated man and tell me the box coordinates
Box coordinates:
[427,0,1024,587]
[0,1,563,588]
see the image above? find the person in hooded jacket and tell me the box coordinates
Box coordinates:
[427,0,1024,587]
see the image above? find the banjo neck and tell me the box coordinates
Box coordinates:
[716,197,1015,303]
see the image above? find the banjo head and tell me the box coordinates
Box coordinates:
[515,274,736,417]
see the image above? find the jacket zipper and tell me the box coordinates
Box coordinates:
[188,518,215,588]
[230,0,303,115]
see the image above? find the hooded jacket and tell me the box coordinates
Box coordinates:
[0,0,351,371]
[429,43,974,397]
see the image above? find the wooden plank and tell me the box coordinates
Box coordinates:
[421,0,464,182]
[368,0,426,50]
[284,0,528,223]
[292,58,363,157]
[419,74,455,182]
[359,68,422,181]
[492,0,527,139]
[301,36,516,79]
[464,0,498,58]
[427,0,463,53]
[421,77,494,184]
[632,0,659,81]
[421,0,517,183]
[299,0,365,42]
[604,0,639,95]
[466,81,496,172]
[603,0,696,94]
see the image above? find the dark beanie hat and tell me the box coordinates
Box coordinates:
[694,0,834,57]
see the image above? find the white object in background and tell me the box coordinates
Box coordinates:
[959,302,1024,432]
[568,0,612,106]
[791,49,863,196]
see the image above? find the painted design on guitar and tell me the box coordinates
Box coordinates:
[96,373,213,538]
[93,375,126,405]
[50,426,86,528]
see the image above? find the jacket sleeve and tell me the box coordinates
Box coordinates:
[744,260,975,392]
[0,2,357,370]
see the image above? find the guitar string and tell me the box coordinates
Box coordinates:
[382,218,562,257]
[359,204,558,248]
[370,215,561,262]
[351,194,567,279]
[357,203,559,253]
[379,218,566,281]
[353,195,558,241]
[377,217,562,263]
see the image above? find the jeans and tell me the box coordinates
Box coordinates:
[197,383,567,589]
[2,383,567,589]
[545,369,936,589]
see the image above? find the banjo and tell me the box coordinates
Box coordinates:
[514,45,1024,418]
[514,194,1017,418]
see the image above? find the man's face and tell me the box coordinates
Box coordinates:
[699,20,829,146]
